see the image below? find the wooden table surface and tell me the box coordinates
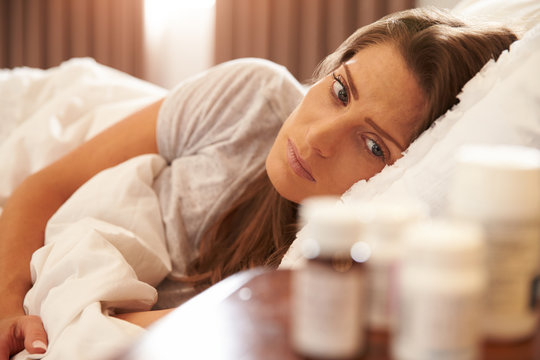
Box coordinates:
[115,269,540,360]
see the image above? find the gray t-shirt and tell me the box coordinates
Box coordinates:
[152,59,304,307]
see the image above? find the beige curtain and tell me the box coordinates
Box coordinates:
[215,0,415,82]
[0,0,144,78]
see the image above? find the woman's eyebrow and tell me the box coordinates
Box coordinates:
[343,63,359,100]
[365,117,406,151]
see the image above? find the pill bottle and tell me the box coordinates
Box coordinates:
[448,145,540,341]
[392,219,486,360]
[291,197,369,359]
[354,200,428,332]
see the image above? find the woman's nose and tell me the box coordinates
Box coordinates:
[306,117,344,158]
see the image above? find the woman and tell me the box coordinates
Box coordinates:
[0,7,517,358]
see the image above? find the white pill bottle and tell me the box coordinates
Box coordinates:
[392,220,487,360]
[353,200,428,333]
[291,197,369,359]
[448,145,540,341]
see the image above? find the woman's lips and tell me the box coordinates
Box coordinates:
[287,139,316,182]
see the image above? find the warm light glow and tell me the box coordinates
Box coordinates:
[351,241,371,263]
[143,0,215,88]
[145,0,215,19]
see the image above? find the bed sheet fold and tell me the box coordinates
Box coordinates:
[16,154,172,360]
[0,59,171,360]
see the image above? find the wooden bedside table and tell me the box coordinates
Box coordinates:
[113,269,540,360]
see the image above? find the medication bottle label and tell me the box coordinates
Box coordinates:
[484,224,540,315]
[367,260,395,330]
[394,288,482,360]
[292,260,366,358]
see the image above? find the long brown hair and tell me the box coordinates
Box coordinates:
[314,7,517,138]
[182,171,298,288]
[181,7,517,289]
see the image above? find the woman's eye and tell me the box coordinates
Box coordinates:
[365,137,385,159]
[332,73,349,105]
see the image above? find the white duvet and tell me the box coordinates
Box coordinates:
[1,59,172,360]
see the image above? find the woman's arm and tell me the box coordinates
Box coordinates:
[0,98,164,358]
[113,309,174,328]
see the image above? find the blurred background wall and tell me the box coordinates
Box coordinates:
[0,0,459,88]
[0,0,145,77]
[214,0,415,83]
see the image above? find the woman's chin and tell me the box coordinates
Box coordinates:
[266,169,303,204]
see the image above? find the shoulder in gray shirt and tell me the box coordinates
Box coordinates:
[152,58,305,290]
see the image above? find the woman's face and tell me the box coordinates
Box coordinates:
[266,43,427,203]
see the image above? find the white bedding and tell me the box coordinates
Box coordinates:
[5,2,540,356]
[0,58,166,208]
[21,154,171,360]
[1,59,171,360]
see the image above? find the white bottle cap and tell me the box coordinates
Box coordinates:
[300,197,364,259]
[403,219,485,268]
[449,145,540,222]
[351,199,429,238]
[298,196,342,227]
[353,199,428,224]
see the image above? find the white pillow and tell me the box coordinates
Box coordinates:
[342,23,540,215]
[280,23,540,269]
[453,0,540,31]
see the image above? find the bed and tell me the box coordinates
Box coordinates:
[1,59,172,360]
[2,0,540,359]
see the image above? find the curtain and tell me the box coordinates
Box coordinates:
[215,0,415,82]
[0,0,144,78]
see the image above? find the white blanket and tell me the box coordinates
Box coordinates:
[0,58,166,207]
[21,154,172,360]
[1,59,172,360]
